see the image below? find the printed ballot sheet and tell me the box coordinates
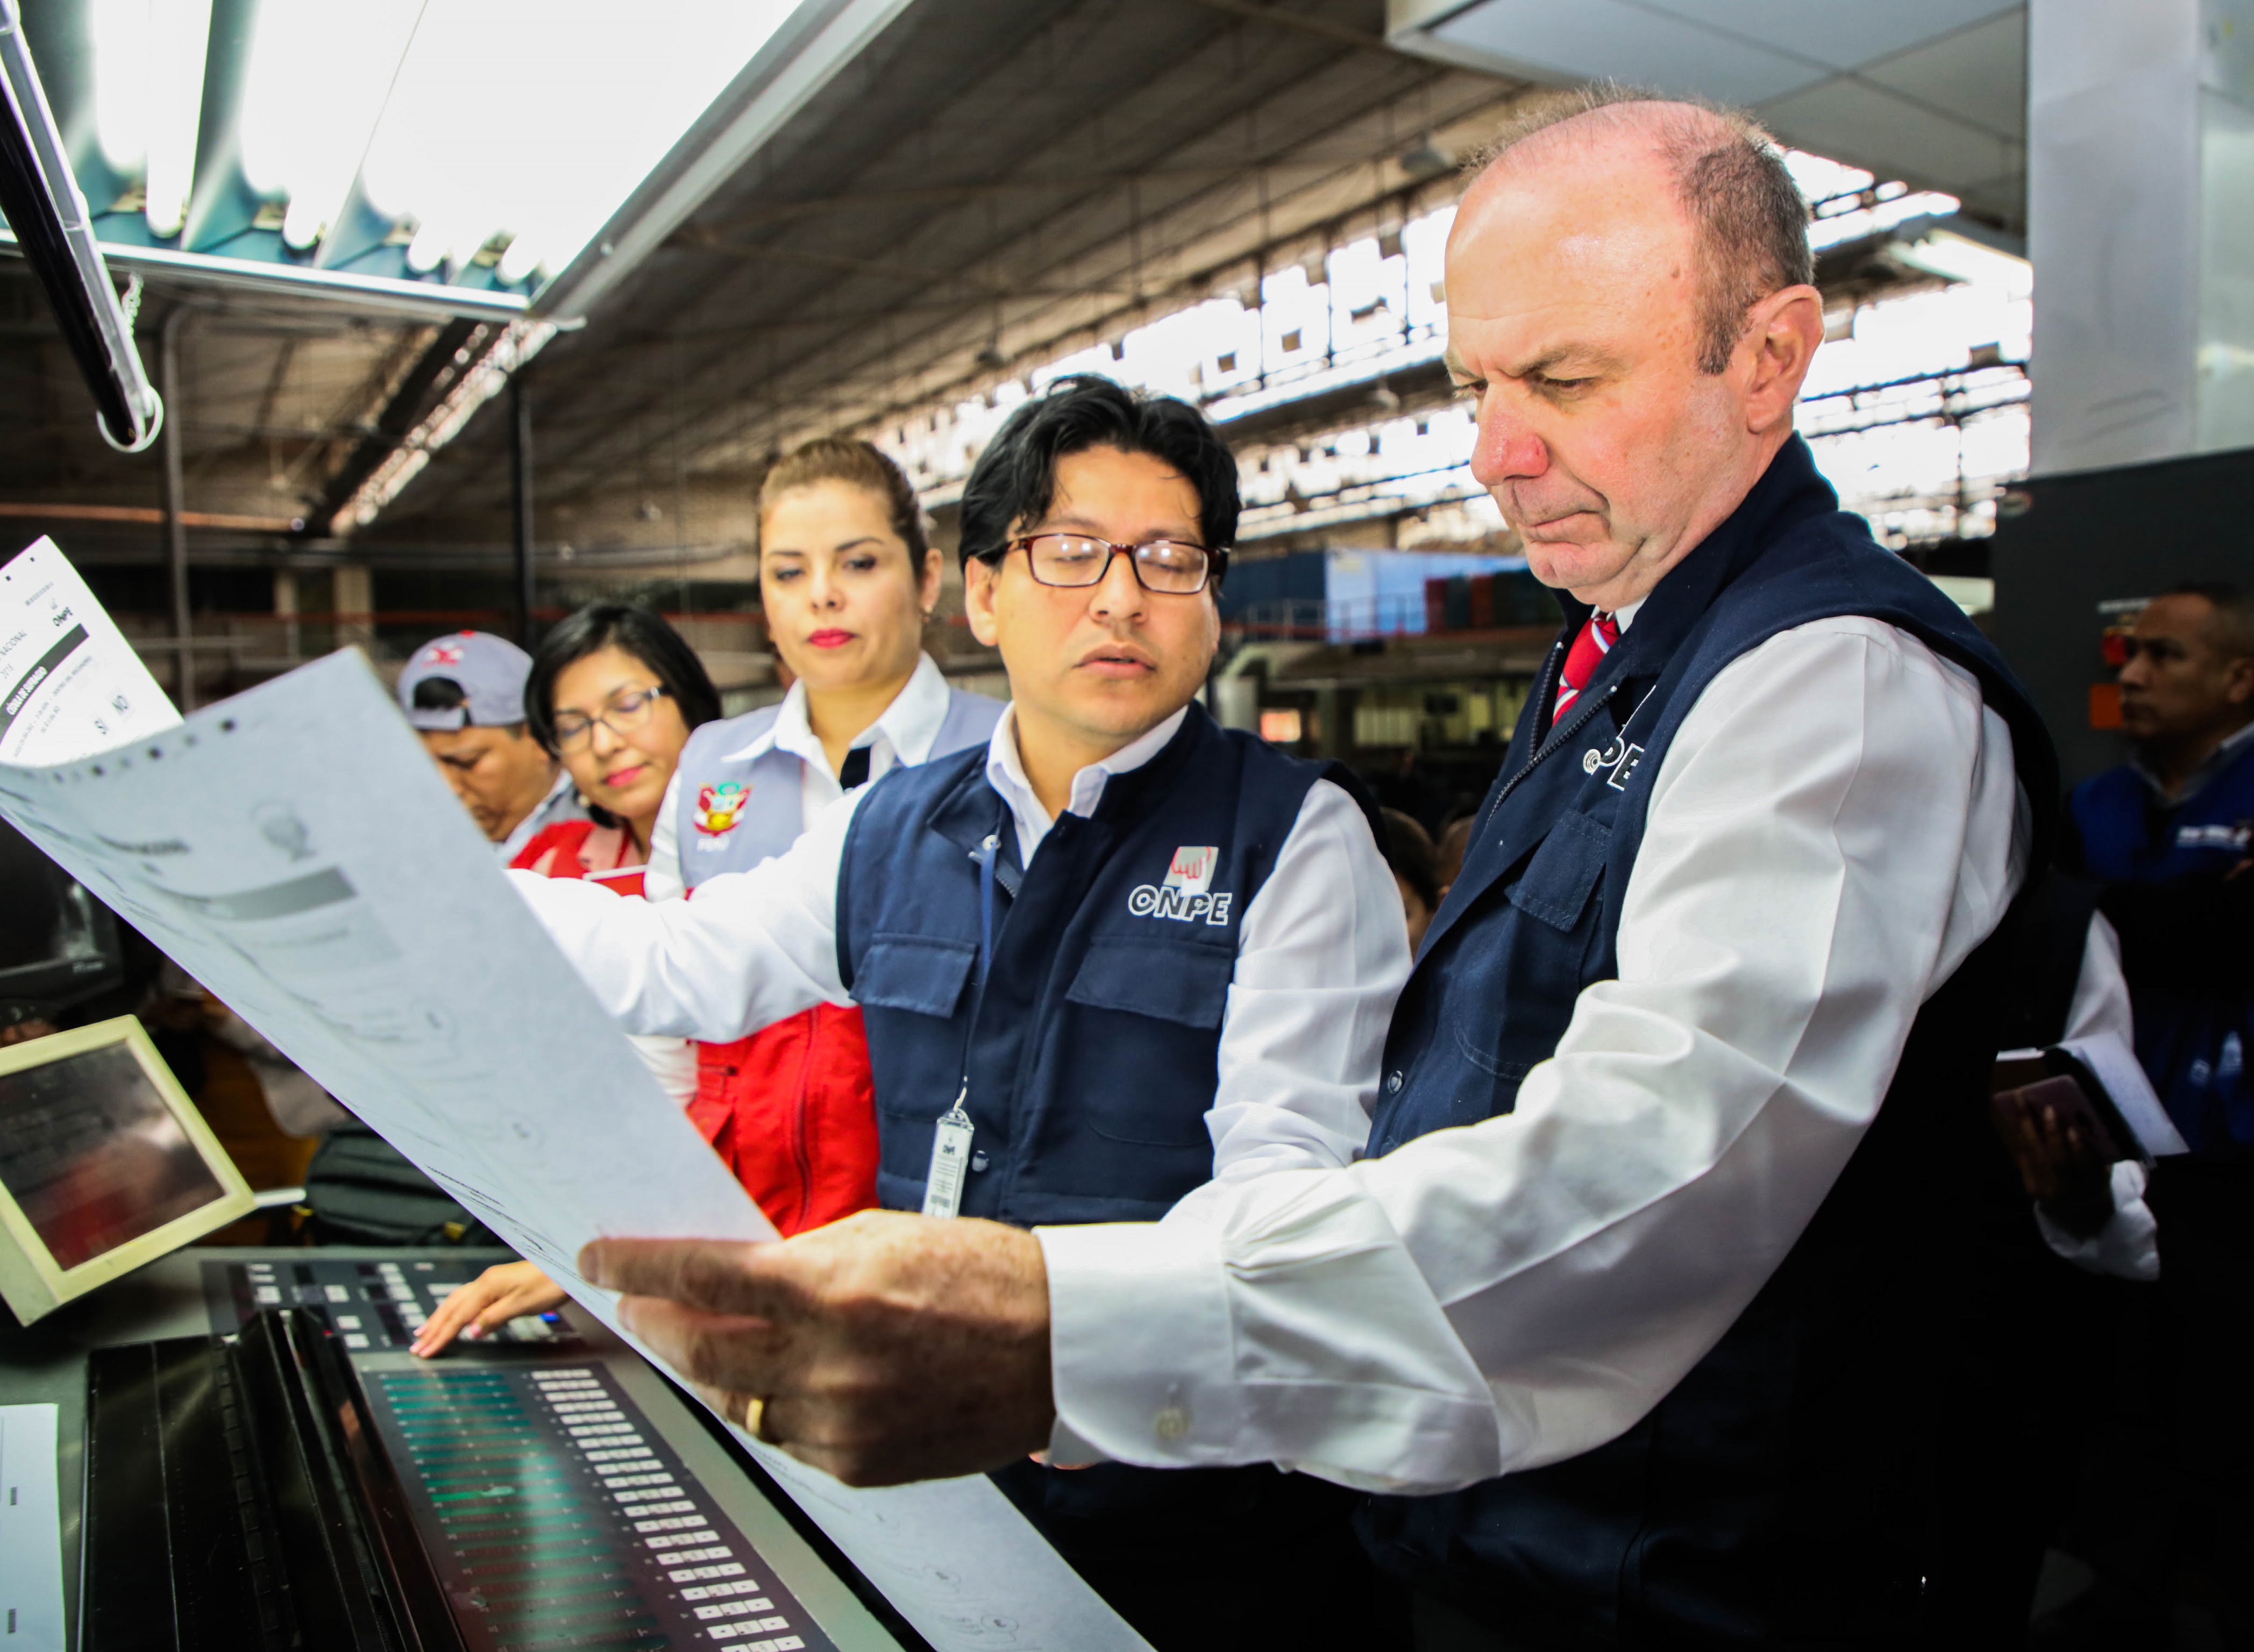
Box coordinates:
[1,537,180,766]
[0,539,1148,1652]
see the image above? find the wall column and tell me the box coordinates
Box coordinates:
[2029,0,2254,472]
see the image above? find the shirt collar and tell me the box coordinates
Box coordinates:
[496,769,577,861]
[721,652,953,775]
[984,703,1191,853]
[2132,716,2254,804]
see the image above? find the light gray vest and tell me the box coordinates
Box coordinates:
[672,685,1005,888]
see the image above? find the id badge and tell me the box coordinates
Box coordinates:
[922,1093,975,1219]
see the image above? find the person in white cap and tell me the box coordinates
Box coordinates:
[396,629,584,860]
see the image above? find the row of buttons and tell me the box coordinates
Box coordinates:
[529,1369,807,1646]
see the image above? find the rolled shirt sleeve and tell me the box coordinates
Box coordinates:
[1040,618,2027,1493]
[1205,778,1411,1182]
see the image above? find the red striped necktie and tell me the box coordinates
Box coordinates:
[1551,611,1620,725]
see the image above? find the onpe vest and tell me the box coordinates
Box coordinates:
[2070,737,2254,1151]
[1355,436,2061,1647]
[834,704,1346,1224]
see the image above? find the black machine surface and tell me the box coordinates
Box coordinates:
[4,1247,918,1652]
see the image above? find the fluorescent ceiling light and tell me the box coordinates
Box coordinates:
[16,0,850,310]
[239,0,420,250]
[140,0,209,236]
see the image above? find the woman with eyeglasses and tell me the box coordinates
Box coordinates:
[414,441,1000,1357]
[511,604,723,888]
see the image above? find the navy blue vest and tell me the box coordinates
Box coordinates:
[1356,437,2060,1645]
[2070,739,2254,1150]
[834,705,1335,1226]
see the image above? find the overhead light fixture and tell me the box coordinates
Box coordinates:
[0,0,161,451]
[140,0,209,236]
[4,0,914,322]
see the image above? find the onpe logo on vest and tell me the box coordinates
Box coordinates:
[2177,820,2252,852]
[693,780,749,837]
[1128,844,1233,925]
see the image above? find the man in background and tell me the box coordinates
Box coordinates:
[2072,581,2254,1148]
[2059,582,2254,1644]
[397,630,581,859]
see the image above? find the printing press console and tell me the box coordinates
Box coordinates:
[0,1247,921,1652]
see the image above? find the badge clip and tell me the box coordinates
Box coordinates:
[922,1085,976,1219]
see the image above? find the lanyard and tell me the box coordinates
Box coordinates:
[924,803,1010,1219]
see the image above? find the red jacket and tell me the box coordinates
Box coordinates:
[689,1010,878,1236]
[511,819,646,895]
[512,818,878,1236]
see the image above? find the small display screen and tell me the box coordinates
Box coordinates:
[0,1042,223,1270]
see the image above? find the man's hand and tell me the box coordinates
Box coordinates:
[582,1210,1055,1487]
[2008,1102,2116,1241]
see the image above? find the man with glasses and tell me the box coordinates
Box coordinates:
[513,374,1411,1650]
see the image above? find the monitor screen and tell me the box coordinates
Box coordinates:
[0,815,122,1010]
[0,1041,226,1272]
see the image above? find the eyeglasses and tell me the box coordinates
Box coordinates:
[551,684,670,752]
[1006,533,1222,596]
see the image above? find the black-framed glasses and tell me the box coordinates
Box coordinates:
[551,684,670,752]
[1007,533,1222,595]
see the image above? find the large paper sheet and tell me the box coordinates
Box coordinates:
[0,647,764,1293]
[1,536,180,765]
[0,540,1145,1652]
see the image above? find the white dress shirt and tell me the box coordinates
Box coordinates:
[2029,913,2165,1281]
[1037,614,2031,1494]
[643,653,957,902]
[514,705,1411,1184]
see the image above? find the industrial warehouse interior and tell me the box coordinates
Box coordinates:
[0,3,2247,1650]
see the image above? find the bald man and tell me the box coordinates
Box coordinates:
[577,91,2058,1645]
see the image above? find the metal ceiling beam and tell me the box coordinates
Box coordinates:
[306,317,488,530]
[523,70,1493,508]
[691,163,1333,234]
[1168,0,1462,66]
[672,230,1142,302]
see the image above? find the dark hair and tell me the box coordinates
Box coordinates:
[2163,581,2254,659]
[411,674,528,735]
[523,603,722,760]
[1378,808,1440,912]
[1471,84,1812,375]
[957,374,1238,586]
